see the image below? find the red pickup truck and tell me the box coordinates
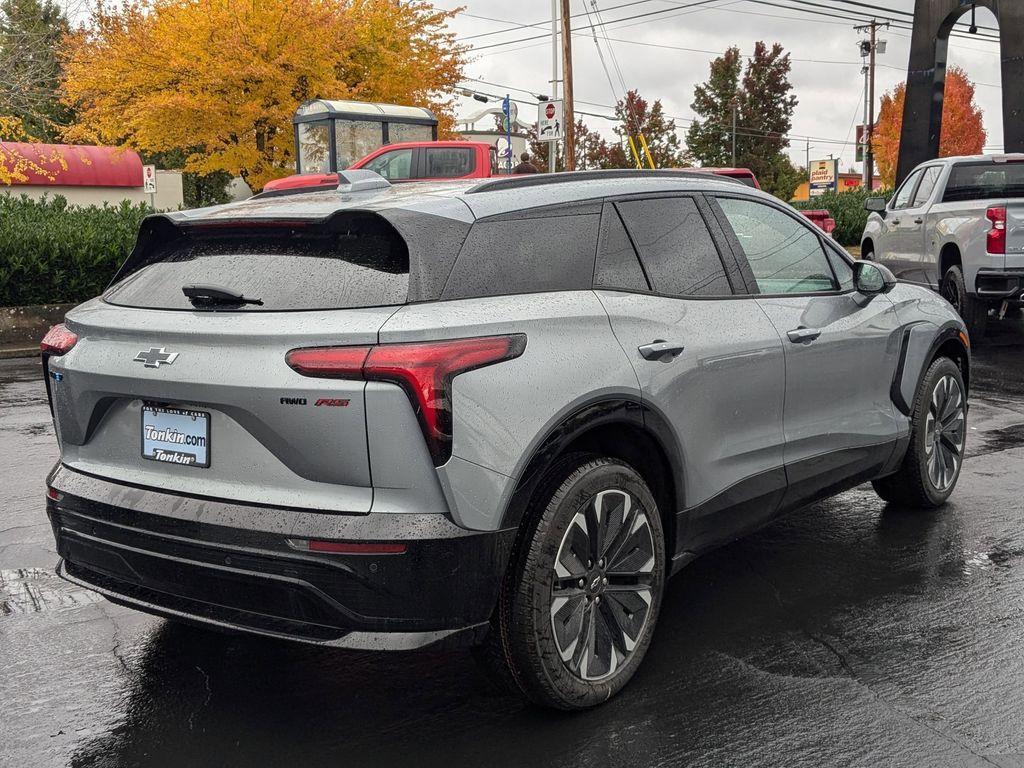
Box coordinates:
[264,141,499,192]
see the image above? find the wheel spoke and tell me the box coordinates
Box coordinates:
[550,486,658,682]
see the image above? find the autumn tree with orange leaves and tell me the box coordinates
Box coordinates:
[873,65,986,187]
[60,0,466,189]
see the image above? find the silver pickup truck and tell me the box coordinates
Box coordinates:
[862,154,1024,337]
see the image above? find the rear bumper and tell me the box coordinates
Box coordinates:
[47,465,514,650]
[974,269,1024,302]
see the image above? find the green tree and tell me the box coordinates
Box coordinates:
[685,46,742,167]
[687,42,799,199]
[0,0,70,140]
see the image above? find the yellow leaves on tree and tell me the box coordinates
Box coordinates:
[873,65,986,187]
[61,0,466,189]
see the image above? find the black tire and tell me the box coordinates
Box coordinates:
[476,455,666,710]
[941,265,988,340]
[861,248,874,261]
[872,356,967,509]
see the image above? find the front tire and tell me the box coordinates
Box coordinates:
[941,265,988,340]
[872,357,967,508]
[480,456,666,710]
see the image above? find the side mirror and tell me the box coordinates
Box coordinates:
[854,260,897,295]
[864,197,887,214]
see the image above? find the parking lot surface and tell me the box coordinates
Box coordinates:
[4,322,1024,768]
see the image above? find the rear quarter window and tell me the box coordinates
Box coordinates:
[105,213,410,311]
[442,210,600,299]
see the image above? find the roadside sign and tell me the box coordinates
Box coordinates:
[537,100,563,143]
[809,158,839,197]
[142,165,157,194]
[495,136,512,161]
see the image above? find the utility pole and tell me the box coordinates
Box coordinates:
[550,0,558,172]
[560,0,575,171]
[731,97,738,167]
[855,19,889,189]
[862,61,870,186]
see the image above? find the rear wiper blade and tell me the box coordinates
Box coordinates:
[182,284,263,306]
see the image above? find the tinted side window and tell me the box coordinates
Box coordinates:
[615,197,731,297]
[911,166,942,207]
[716,197,838,294]
[424,147,475,178]
[891,168,923,210]
[442,213,600,300]
[594,205,649,291]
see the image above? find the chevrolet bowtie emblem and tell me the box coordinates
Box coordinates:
[134,348,179,368]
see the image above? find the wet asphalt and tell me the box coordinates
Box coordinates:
[3,322,1024,768]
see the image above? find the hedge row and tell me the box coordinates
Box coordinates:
[791,187,893,246]
[0,195,150,307]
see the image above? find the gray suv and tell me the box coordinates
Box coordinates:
[43,170,970,709]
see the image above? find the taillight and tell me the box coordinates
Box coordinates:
[986,206,1007,254]
[40,324,77,355]
[287,334,527,465]
[284,346,370,378]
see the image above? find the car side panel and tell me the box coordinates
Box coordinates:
[596,291,787,553]
[377,290,641,531]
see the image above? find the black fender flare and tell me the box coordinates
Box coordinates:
[891,322,970,416]
[498,396,685,531]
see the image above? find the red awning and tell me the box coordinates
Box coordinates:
[0,143,144,188]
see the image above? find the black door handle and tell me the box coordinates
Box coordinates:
[638,340,685,362]
[891,218,900,225]
[914,217,924,224]
[787,327,822,344]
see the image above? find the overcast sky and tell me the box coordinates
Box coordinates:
[443,0,1004,171]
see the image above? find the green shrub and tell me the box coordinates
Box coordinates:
[0,194,150,306]
[792,187,893,246]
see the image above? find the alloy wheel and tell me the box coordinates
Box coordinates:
[549,489,656,682]
[924,374,966,492]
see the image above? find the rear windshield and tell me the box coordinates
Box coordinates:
[943,162,1024,203]
[104,214,409,311]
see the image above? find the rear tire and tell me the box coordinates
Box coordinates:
[941,265,988,340]
[476,455,666,710]
[872,356,967,509]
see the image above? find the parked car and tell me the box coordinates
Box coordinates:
[696,167,761,188]
[43,168,970,710]
[862,154,1024,336]
[263,140,499,192]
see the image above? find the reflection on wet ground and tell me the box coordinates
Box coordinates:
[3,319,1024,767]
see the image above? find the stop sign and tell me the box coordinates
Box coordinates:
[545,102,556,120]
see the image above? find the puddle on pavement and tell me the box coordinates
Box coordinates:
[0,567,104,615]
[961,543,1024,576]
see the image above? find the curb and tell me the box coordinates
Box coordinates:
[0,347,40,360]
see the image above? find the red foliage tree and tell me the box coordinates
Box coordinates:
[874,65,986,187]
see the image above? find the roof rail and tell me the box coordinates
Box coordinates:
[465,168,741,194]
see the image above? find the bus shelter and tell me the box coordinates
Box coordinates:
[293,99,438,174]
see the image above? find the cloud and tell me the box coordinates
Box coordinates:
[452,0,1005,170]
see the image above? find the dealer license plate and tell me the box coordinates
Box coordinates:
[141,405,210,467]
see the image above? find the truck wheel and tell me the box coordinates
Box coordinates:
[872,356,967,509]
[476,455,666,710]
[941,265,987,340]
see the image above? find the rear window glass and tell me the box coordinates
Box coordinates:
[105,215,409,311]
[944,162,1024,202]
[442,212,600,299]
